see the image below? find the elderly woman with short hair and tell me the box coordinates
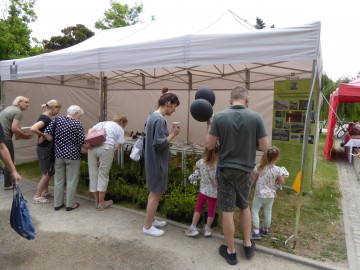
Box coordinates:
[44,105,88,211]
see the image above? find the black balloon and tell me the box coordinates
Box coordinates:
[195,87,216,106]
[190,99,213,122]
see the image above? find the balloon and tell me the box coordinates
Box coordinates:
[195,87,216,106]
[190,99,213,122]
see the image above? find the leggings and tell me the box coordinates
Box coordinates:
[194,192,218,217]
[251,196,275,229]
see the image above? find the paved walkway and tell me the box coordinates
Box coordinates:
[336,146,360,270]
[1,179,348,270]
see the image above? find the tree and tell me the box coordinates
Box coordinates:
[254,17,266,29]
[42,24,94,52]
[0,0,37,60]
[319,74,336,120]
[94,1,143,30]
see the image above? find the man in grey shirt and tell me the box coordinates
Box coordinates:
[206,86,268,265]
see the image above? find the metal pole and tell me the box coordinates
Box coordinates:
[292,60,318,249]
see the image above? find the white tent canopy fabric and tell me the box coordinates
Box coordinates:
[0,10,322,164]
[0,10,321,81]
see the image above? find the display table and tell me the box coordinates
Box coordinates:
[345,139,360,163]
[117,138,205,172]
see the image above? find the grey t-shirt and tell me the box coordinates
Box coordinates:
[0,105,23,140]
[144,112,170,193]
[209,105,267,172]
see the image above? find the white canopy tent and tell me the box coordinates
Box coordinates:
[0,10,322,164]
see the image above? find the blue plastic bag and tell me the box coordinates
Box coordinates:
[10,185,36,240]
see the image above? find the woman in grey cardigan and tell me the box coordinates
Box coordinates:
[143,92,180,237]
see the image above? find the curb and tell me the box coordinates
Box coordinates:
[74,192,347,270]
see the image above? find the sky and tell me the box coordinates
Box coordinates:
[28,0,360,81]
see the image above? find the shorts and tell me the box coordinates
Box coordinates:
[37,146,55,176]
[217,167,252,212]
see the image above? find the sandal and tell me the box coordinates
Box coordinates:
[97,200,113,211]
[66,203,80,211]
[41,191,53,198]
[32,196,51,204]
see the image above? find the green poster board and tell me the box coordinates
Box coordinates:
[272,79,316,192]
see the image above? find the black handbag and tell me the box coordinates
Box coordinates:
[10,185,36,240]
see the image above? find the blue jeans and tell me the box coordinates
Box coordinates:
[251,196,274,229]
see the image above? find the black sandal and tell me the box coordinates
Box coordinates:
[66,203,80,211]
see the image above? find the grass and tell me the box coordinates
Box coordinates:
[17,133,347,265]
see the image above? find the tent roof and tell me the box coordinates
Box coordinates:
[335,78,360,102]
[0,10,322,81]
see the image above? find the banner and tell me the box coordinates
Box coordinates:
[272,79,316,191]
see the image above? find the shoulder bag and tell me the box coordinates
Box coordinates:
[85,122,107,147]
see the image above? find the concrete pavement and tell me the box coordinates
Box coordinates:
[336,145,360,270]
[0,179,348,269]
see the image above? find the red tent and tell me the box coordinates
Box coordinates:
[324,78,360,159]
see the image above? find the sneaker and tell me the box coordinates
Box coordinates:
[152,219,167,228]
[251,231,261,240]
[219,245,238,265]
[143,226,164,237]
[185,227,199,237]
[243,239,256,258]
[260,228,268,237]
[203,225,212,237]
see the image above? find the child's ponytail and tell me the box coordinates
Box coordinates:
[258,146,280,172]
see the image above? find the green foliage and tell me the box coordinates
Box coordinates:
[94,1,143,30]
[0,0,37,60]
[321,75,360,123]
[42,24,94,52]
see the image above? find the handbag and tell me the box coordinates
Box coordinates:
[130,134,144,161]
[85,122,107,147]
[10,185,36,240]
[130,120,147,162]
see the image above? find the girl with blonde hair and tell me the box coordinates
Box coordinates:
[185,145,219,237]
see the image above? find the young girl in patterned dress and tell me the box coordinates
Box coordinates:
[251,146,289,239]
[185,146,219,237]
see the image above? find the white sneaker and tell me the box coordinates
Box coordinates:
[152,219,167,228]
[185,227,199,237]
[143,226,165,237]
[203,225,212,237]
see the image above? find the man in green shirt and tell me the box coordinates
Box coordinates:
[206,86,268,265]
